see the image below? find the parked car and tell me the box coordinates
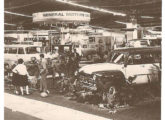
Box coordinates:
[74,44,97,60]
[126,39,150,47]
[4,44,42,67]
[77,46,161,104]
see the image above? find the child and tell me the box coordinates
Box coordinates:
[12,58,30,95]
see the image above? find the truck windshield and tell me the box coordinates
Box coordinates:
[108,53,124,64]
[107,51,161,64]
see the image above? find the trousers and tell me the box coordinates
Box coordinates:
[40,73,48,92]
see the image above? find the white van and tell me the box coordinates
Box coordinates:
[4,44,41,66]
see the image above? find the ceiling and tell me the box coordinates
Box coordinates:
[4,0,162,30]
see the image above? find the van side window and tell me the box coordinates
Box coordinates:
[83,45,87,48]
[90,45,95,48]
[99,39,103,43]
[18,48,24,54]
[4,48,9,53]
[8,48,17,54]
[89,37,95,43]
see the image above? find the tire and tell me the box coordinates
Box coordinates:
[103,86,117,105]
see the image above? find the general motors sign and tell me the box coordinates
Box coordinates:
[33,11,91,24]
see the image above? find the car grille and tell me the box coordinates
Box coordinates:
[78,73,97,91]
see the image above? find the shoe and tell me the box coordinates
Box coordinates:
[15,91,19,95]
[14,90,19,95]
[46,90,50,94]
[26,93,30,95]
[39,90,43,93]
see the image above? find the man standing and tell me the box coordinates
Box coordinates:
[52,49,59,59]
[39,54,49,94]
[72,49,80,72]
[27,57,40,89]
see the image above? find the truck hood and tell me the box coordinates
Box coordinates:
[79,63,121,74]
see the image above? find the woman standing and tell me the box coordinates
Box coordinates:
[12,58,30,95]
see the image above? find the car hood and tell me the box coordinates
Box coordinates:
[79,63,121,75]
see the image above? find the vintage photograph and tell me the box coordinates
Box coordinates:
[4,0,162,120]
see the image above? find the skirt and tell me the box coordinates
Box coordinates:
[12,72,29,86]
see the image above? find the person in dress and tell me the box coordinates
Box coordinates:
[11,62,18,94]
[12,59,30,95]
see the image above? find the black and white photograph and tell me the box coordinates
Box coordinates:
[2,0,163,120]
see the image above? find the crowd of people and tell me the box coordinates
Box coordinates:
[5,48,80,96]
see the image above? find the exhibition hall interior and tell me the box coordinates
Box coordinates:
[4,0,162,120]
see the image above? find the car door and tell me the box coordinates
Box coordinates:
[6,47,18,65]
[25,47,40,61]
[17,47,25,60]
[4,47,9,61]
[125,53,160,84]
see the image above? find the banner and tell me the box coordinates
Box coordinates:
[33,11,90,24]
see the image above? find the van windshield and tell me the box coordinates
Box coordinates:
[25,47,41,54]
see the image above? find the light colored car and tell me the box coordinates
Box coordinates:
[78,47,161,104]
[74,44,97,59]
[79,47,161,84]
[127,39,149,47]
[4,44,42,67]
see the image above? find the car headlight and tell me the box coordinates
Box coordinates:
[93,74,97,81]
[128,75,137,84]
[74,71,78,76]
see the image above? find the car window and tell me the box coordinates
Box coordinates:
[149,39,161,46]
[140,41,148,46]
[82,45,87,48]
[89,37,95,43]
[4,47,9,53]
[90,44,95,48]
[18,48,24,54]
[110,53,125,64]
[75,45,79,48]
[128,52,161,65]
[8,48,17,54]
[25,47,40,54]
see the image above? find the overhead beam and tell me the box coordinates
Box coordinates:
[4,11,32,18]
[55,0,126,16]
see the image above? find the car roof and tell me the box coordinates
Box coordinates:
[5,44,40,48]
[113,46,161,54]
[128,39,148,41]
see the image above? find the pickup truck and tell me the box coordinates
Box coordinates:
[77,47,161,105]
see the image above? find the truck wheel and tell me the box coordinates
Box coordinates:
[105,86,117,105]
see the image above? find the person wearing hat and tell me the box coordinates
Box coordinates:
[12,58,30,95]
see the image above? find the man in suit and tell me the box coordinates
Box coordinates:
[72,49,80,73]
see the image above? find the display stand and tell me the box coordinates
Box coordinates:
[33,11,91,53]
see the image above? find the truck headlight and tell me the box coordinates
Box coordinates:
[128,76,137,84]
